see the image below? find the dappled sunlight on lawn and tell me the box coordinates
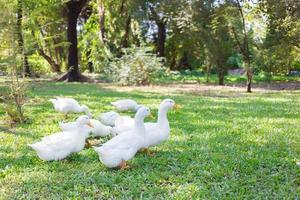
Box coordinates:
[0,80,300,199]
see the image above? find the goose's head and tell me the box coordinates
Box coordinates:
[136,106,151,119]
[76,115,93,128]
[81,105,92,118]
[49,98,57,105]
[135,104,143,111]
[160,99,176,110]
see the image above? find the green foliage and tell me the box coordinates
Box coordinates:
[227,53,243,69]
[1,0,299,85]
[104,46,164,85]
[258,0,300,75]
[79,2,112,72]
[28,55,51,75]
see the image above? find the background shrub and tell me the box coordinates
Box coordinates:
[104,46,164,85]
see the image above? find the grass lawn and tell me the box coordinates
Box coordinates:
[0,79,300,199]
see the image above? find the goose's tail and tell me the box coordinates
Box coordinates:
[111,101,117,107]
[28,143,41,151]
[58,122,64,130]
[110,127,118,137]
[49,98,57,105]
[93,145,106,155]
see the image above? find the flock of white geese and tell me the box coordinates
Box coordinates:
[29,98,178,169]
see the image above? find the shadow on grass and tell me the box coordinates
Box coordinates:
[1,80,299,199]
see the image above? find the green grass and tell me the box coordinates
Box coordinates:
[0,79,300,199]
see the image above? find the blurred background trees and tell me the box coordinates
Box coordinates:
[0,0,299,89]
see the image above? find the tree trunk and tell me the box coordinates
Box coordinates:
[23,56,30,77]
[149,6,167,57]
[38,49,61,72]
[122,15,131,48]
[217,64,225,85]
[16,0,31,77]
[218,74,224,85]
[235,0,253,92]
[98,0,106,43]
[178,51,190,70]
[245,56,252,92]
[157,22,166,57]
[170,52,177,70]
[31,30,61,73]
[87,50,93,73]
[58,0,89,82]
[88,62,93,73]
[246,67,252,93]
[206,64,211,83]
[67,4,80,81]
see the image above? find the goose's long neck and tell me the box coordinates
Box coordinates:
[80,107,91,117]
[134,115,146,136]
[76,124,89,139]
[157,107,169,128]
[79,106,85,112]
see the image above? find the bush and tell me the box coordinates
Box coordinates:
[104,46,164,85]
[28,54,51,76]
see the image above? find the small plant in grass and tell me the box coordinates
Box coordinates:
[4,77,27,124]
[3,48,28,125]
[0,2,28,125]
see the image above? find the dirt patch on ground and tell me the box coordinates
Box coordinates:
[101,81,299,97]
[251,81,300,90]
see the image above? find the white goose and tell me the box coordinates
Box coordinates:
[98,111,120,126]
[113,99,177,155]
[49,97,92,118]
[59,119,114,137]
[111,99,142,112]
[112,115,135,134]
[94,106,150,169]
[28,115,93,161]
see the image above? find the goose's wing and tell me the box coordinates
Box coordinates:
[114,116,134,133]
[40,131,76,148]
[57,97,80,107]
[122,99,137,106]
[102,131,135,148]
[90,119,112,136]
[58,100,81,112]
[111,100,120,107]
[99,111,120,126]
[41,131,73,142]
[59,121,77,131]
[111,99,135,110]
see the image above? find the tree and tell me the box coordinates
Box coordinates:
[148,4,167,57]
[16,0,31,77]
[192,1,235,85]
[97,0,106,43]
[231,0,253,92]
[58,0,89,82]
[257,0,300,76]
[23,0,68,74]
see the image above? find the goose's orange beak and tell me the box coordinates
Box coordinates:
[149,113,154,119]
[174,104,181,110]
[87,121,94,128]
